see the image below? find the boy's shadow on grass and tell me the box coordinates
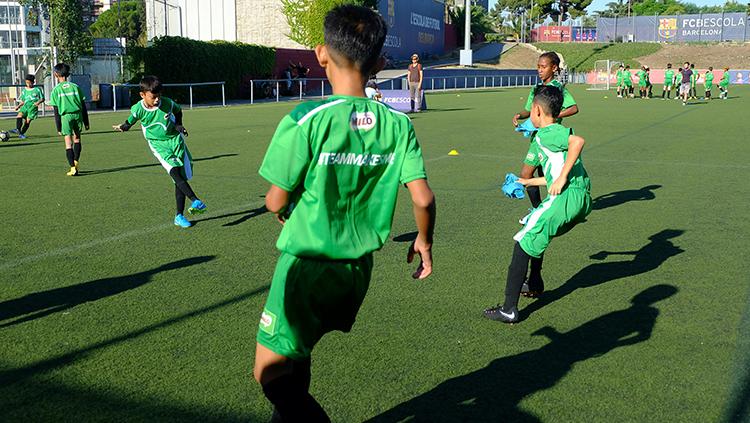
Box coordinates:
[393,231,418,243]
[195,206,268,227]
[369,284,678,422]
[76,153,238,176]
[592,184,661,210]
[520,229,684,321]
[0,256,215,328]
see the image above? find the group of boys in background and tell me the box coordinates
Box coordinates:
[616,62,730,103]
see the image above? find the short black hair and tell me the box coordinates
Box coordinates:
[25,74,35,82]
[539,51,561,68]
[139,75,162,93]
[667,63,672,68]
[53,63,70,77]
[323,5,387,76]
[532,85,563,118]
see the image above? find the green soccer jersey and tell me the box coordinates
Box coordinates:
[690,72,697,87]
[624,71,633,86]
[524,79,576,113]
[720,71,730,86]
[19,86,43,107]
[664,69,674,85]
[705,72,714,85]
[524,124,590,192]
[616,70,623,83]
[675,73,683,84]
[636,70,647,84]
[126,97,183,140]
[259,95,427,260]
[49,81,85,115]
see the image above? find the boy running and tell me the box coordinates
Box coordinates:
[49,63,89,176]
[12,74,44,139]
[113,76,207,228]
[704,67,714,100]
[679,62,692,105]
[485,85,591,323]
[662,63,674,100]
[253,5,436,421]
[718,67,730,99]
[511,51,578,296]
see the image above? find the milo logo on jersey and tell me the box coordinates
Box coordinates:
[350,111,376,131]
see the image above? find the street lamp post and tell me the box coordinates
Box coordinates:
[459,0,473,66]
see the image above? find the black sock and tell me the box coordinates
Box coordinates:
[175,185,186,215]
[526,186,542,208]
[16,117,23,131]
[528,254,544,290]
[503,243,531,310]
[169,167,198,202]
[73,143,81,161]
[65,148,75,166]
[20,121,30,134]
[262,374,330,423]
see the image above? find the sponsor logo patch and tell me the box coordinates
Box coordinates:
[350,112,376,131]
[259,309,277,336]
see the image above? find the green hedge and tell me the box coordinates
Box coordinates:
[533,42,662,71]
[130,37,275,102]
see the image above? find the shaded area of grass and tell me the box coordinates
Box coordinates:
[534,42,662,70]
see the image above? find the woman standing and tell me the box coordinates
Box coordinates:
[407,54,423,112]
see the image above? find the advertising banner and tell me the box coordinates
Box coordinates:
[572,27,598,41]
[378,0,445,61]
[585,69,750,85]
[597,13,750,42]
[380,90,427,112]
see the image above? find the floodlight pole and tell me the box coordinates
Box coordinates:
[459,0,473,66]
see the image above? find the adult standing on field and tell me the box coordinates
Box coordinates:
[407,53,423,112]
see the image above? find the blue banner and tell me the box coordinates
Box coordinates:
[597,13,749,42]
[378,0,445,61]
[380,89,427,112]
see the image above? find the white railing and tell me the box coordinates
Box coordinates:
[109,81,226,111]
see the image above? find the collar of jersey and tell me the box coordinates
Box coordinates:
[328,94,370,101]
[139,100,160,111]
[536,123,564,134]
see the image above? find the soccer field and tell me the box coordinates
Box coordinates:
[2,86,749,422]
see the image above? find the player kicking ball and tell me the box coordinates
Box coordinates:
[485,85,591,324]
[113,75,207,228]
[12,74,44,139]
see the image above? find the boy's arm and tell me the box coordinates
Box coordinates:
[264,185,291,224]
[557,104,578,119]
[174,109,188,136]
[405,178,435,280]
[80,102,90,130]
[548,134,585,195]
[52,107,62,133]
[518,176,546,187]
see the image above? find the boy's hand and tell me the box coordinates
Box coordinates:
[175,125,188,136]
[512,113,521,127]
[548,177,566,195]
[407,237,432,280]
[112,124,124,132]
[517,177,531,186]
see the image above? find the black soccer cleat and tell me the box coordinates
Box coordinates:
[521,278,544,298]
[483,305,519,323]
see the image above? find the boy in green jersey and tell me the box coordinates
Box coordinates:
[113,76,207,228]
[12,74,44,139]
[49,63,89,176]
[485,85,591,324]
[718,67,730,99]
[616,64,625,98]
[253,5,436,421]
[662,63,674,100]
[511,51,578,295]
[637,66,648,98]
[704,66,715,100]
[689,63,698,99]
[623,65,634,97]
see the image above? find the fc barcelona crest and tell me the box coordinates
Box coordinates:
[658,18,677,39]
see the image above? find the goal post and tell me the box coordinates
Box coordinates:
[589,60,623,90]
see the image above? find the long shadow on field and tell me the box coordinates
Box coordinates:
[195,206,268,227]
[0,256,215,328]
[76,153,238,176]
[393,231,418,243]
[592,184,661,210]
[0,284,270,385]
[519,229,684,321]
[721,285,750,422]
[369,284,677,422]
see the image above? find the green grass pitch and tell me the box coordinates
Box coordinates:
[2,86,749,422]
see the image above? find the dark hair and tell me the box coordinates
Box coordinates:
[690,63,695,68]
[539,51,561,68]
[533,85,563,118]
[25,74,35,82]
[323,5,387,76]
[667,63,672,68]
[53,63,70,77]
[709,66,713,70]
[139,75,162,93]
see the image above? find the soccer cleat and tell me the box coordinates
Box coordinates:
[18,134,26,139]
[174,214,192,228]
[519,208,533,225]
[66,166,78,176]
[187,199,207,215]
[483,304,519,323]
[9,129,18,134]
[74,160,79,171]
[521,278,545,298]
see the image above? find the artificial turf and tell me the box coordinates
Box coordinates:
[1,86,748,422]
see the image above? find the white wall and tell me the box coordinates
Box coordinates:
[146,0,236,42]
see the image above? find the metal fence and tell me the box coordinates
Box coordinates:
[597,13,750,42]
[105,81,226,111]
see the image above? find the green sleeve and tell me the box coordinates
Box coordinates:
[399,122,427,185]
[259,115,311,192]
[561,86,576,109]
[48,87,57,107]
[37,87,44,100]
[523,86,535,112]
[127,104,140,125]
[169,97,182,114]
[523,140,540,167]
[78,85,86,101]
[545,127,574,152]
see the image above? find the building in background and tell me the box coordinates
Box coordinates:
[0,1,49,84]
[145,0,238,42]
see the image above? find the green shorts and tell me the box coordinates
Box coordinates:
[20,105,38,121]
[664,82,673,88]
[147,134,193,180]
[705,83,713,90]
[513,188,591,258]
[638,81,647,88]
[60,113,82,136]
[257,252,373,360]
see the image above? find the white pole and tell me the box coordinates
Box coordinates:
[112,84,117,111]
[221,82,225,106]
[459,0,473,66]
[189,84,193,109]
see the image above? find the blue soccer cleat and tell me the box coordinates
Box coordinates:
[9,129,18,134]
[18,134,26,139]
[174,214,192,228]
[188,199,207,215]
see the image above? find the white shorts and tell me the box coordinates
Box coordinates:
[679,83,691,95]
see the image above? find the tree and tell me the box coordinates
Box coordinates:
[89,1,146,47]
[281,0,377,49]
[20,0,90,64]
[448,4,495,43]
[595,0,629,17]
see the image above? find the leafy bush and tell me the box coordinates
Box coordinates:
[129,37,275,102]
